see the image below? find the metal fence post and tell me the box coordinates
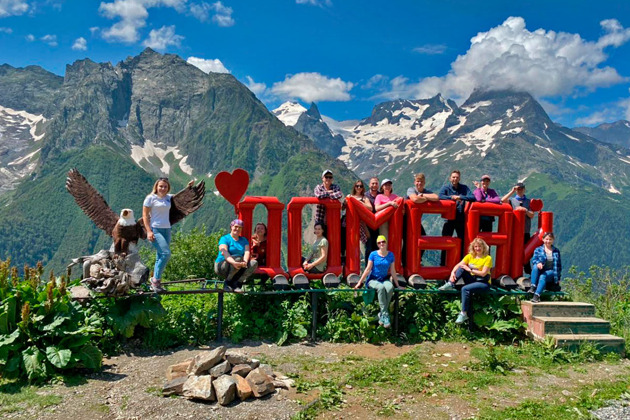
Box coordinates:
[217,292,224,341]
[311,291,318,341]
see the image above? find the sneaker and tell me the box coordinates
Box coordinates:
[438,281,455,291]
[382,312,391,328]
[150,278,165,293]
[527,285,537,294]
[223,284,233,293]
[531,294,541,303]
[455,313,469,324]
[233,286,244,294]
[377,312,384,326]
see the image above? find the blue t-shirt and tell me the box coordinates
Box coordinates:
[368,251,395,281]
[215,234,249,263]
[143,194,172,228]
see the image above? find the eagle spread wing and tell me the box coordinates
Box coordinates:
[66,168,119,236]
[170,180,206,225]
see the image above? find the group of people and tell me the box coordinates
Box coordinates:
[141,170,561,326]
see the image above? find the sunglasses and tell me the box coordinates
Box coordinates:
[355,184,364,188]
[158,177,169,181]
[324,175,333,179]
[377,241,386,244]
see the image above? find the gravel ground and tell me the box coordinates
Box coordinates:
[591,397,630,420]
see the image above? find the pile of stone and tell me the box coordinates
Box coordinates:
[68,249,149,297]
[162,346,294,406]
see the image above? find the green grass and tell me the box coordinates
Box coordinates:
[0,380,63,415]
[478,378,630,419]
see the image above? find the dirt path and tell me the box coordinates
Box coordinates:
[6,341,630,420]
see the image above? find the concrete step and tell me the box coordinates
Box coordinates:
[531,316,610,337]
[551,334,625,356]
[522,301,595,318]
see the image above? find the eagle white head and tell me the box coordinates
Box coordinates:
[118,209,135,226]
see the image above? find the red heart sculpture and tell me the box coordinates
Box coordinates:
[215,169,250,207]
[530,198,543,212]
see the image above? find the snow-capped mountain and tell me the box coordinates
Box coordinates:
[337,90,630,195]
[574,120,630,148]
[273,101,345,157]
[272,101,307,126]
[0,105,46,194]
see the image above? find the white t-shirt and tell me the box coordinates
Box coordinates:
[143,194,172,228]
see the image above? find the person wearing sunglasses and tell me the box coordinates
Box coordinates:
[353,235,400,328]
[215,219,258,293]
[314,169,343,225]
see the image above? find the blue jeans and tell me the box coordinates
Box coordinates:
[152,228,171,280]
[456,268,490,313]
[368,279,394,316]
[531,265,556,295]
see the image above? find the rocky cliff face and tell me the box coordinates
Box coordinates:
[575,120,630,148]
[293,103,345,158]
[0,49,356,272]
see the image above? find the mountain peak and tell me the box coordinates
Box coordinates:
[272,101,307,126]
[305,102,322,119]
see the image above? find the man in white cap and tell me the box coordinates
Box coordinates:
[314,169,343,224]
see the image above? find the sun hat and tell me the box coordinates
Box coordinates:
[380,178,392,188]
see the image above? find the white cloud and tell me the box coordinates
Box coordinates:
[572,89,630,126]
[25,33,33,41]
[189,1,211,21]
[245,76,267,96]
[0,0,29,17]
[40,34,57,47]
[99,0,187,43]
[376,17,630,102]
[72,37,87,51]
[142,25,183,50]
[413,44,447,55]
[189,2,234,26]
[211,1,233,27]
[0,26,12,33]
[89,26,100,35]
[270,72,354,102]
[296,0,332,6]
[187,56,230,73]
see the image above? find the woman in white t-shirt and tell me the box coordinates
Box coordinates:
[143,177,173,292]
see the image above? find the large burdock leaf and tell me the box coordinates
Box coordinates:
[77,344,102,370]
[22,346,47,381]
[46,346,72,368]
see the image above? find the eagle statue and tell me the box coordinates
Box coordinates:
[66,168,206,255]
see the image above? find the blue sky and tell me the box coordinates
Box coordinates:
[1,0,630,127]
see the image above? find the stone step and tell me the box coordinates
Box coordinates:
[531,316,610,336]
[551,334,625,356]
[522,301,595,318]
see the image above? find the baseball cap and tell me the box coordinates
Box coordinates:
[380,178,392,188]
[322,169,333,177]
[481,174,491,181]
[515,182,525,188]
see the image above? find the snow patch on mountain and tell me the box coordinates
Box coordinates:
[272,101,307,126]
[8,148,41,166]
[0,105,46,141]
[456,120,502,154]
[130,140,193,176]
[322,116,358,138]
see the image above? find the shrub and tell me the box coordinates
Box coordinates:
[0,260,102,382]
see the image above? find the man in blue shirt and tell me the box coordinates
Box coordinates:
[438,170,475,265]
